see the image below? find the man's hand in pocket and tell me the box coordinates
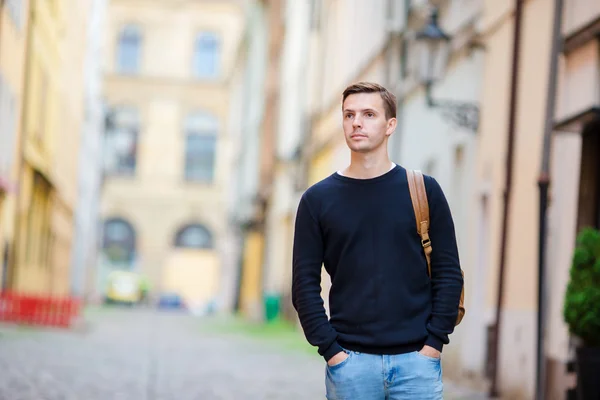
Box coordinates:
[327,351,349,366]
[419,345,441,359]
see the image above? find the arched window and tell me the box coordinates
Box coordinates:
[117,25,142,74]
[104,107,139,175]
[184,112,217,182]
[193,32,220,78]
[103,218,136,265]
[174,224,213,249]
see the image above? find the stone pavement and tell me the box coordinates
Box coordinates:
[0,308,488,400]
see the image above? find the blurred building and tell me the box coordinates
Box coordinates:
[99,0,243,311]
[469,1,555,397]
[7,0,90,295]
[463,0,600,397]
[543,0,600,397]
[263,0,315,322]
[0,0,29,290]
[70,0,108,299]
[225,0,269,318]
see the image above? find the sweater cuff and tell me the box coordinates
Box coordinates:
[425,335,444,353]
[322,341,344,362]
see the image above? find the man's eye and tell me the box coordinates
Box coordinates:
[345,114,353,119]
[366,113,374,117]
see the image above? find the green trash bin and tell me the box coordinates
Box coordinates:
[264,294,281,322]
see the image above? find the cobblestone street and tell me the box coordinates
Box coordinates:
[0,309,488,400]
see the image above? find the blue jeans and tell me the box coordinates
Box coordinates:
[325,349,443,399]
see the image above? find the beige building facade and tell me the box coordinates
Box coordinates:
[470,0,600,397]
[468,0,555,397]
[100,0,243,310]
[8,0,90,296]
[0,0,29,290]
[544,0,600,397]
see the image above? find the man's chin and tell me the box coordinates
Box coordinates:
[348,145,373,153]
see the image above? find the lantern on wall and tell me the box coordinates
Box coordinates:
[414,7,480,132]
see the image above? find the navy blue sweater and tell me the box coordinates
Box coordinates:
[291,165,463,361]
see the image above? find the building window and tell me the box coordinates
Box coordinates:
[117,25,142,74]
[174,224,213,249]
[103,218,136,265]
[193,32,220,79]
[184,112,217,182]
[104,107,139,176]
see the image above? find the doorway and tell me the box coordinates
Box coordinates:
[576,117,600,231]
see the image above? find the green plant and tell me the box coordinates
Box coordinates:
[563,227,600,346]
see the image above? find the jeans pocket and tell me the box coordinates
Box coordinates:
[411,351,443,387]
[414,350,441,362]
[326,350,352,371]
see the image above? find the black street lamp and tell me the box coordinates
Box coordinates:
[415,7,480,132]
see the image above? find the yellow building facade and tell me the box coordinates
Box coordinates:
[0,0,29,290]
[100,0,243,311]
[10,0,90,295]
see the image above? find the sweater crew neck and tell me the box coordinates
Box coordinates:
[333,164,401,184]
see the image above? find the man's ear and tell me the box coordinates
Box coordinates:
[386,118,397,137]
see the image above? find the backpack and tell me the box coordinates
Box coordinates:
[406,169,466,326]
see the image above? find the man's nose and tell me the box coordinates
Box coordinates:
[352,116,362,128]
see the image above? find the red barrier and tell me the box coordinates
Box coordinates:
[0,292,81,328]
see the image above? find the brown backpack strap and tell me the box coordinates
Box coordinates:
[407,169,432,277]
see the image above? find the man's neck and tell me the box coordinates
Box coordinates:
[340,152,395,179]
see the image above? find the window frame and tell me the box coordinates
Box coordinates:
[174,224,214,249]
[102,217,137,265]
[183,112,218,183]
[104,106,140,176]
[117,24,142,74]
[192,31,221,79]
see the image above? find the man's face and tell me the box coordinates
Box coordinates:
[342,92,396,154]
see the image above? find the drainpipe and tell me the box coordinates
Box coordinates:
[536,0,563,399]
[489,0,524,397]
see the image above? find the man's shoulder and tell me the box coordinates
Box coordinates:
[403,169,445,200]
[418,173,448,206]
[421,173,442,191]
[303,173,338,199]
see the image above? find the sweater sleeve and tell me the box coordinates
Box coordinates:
[423,176,464,352]
[291,193,343,361]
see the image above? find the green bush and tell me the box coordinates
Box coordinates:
[563,227,600,346]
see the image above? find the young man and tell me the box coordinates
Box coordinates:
[291,82,464,399]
